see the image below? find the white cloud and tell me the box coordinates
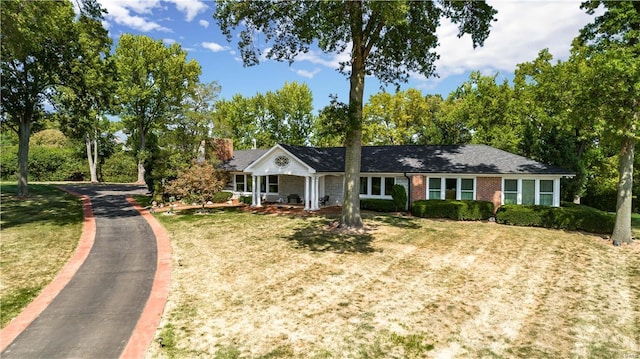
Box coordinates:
[199,19,209,28]
[202,41,227,52]
[99,0,171,32]
[165,0,208,22]
[163,38,176,45]
[291,68,321,79]
[414,1,601,86]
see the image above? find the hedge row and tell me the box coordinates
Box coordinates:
[495,203,615,234]
[212,191,233,203]
[411,200,494,221]
[360,199,398,212]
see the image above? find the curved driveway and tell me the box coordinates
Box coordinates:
[1,184,159,359]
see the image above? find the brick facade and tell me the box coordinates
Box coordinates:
[476,177,502,212]
[411,175,426,202]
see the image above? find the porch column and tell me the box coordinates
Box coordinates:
[311,176,319,210]
[304,176,310,210]
[251,175,257,206]
[256,175,262,207]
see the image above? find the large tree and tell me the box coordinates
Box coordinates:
[114,34,201,185]
[0,0,102,196]
[54,11,114,183]
[576,1,640,244]
[215,1,497,228]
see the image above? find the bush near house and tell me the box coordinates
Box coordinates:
[391,184,408,211]
[411,200,494,221]
[495,203,615,234]
[360,198,397,212]
[212,191,233,203]
[239,195,252,205]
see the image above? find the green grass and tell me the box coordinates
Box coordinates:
[0,183,83,327]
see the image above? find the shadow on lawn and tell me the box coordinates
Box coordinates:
[286,219,376,254]
[367,213,421,229]
[0,184,84,230]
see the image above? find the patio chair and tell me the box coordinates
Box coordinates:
[319,195,329,206]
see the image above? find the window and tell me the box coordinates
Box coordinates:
[371,177,382,196]
[384,177,395,196]
[359,176,396,197]
[260,175,278,194]
[428,177,475,201]
[235,174,245,192]
[360,177,368,195]
[428,178,442,200]
[503,178,557,206]
[461,179,474,200]
[539,180,554,206]
[522,180,535,205]
[504,179,518,204]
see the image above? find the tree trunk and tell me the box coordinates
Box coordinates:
[340,7,365,229]
[611,136,635,245]
[86,132,98,183]
[137,130,147,185]
[17,116,31,197]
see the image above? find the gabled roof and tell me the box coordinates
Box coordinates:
[219,149,268,172]
[279,144,574,175]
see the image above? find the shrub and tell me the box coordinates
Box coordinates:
[212,191,233,203]
[495,203,615,234]
[360,198,397,212]
[102,151,137,183]
[391,184,407,211]
[165,161,228,207]
[239,195,252,205]
[411,200,494,221]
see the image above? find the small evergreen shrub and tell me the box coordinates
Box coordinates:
[495,203,615,234]
[360,198,397,212]
[411,200,494,221]
[212,191,233,203]
[391,184,408,211]
[239,195,252,205]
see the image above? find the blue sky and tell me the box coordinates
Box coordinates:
[97,0,600,112]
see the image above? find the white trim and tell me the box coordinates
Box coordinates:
[425,176,477,201]
[358,175,396,199]
[244,144,316,174]
[501,177,562,207]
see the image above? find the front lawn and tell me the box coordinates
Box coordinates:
[147,208,640,358]
[0,183,83,327]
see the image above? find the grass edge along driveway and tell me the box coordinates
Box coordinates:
[0,183,84,328]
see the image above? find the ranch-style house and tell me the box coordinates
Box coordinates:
[213,139,574,211]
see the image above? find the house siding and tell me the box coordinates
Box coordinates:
[324,175,344,206]
[411,175,426,202]
[476,177,502,212]
[279,175,305,203]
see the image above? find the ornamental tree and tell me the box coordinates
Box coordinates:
[214,0,497,228]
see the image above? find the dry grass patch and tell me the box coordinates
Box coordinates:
[0,184,83,327]
[147,209,639,358]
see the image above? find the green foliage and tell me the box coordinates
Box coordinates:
[391,184,407,211]
[411,200,494,221]
[114,34,201,183]
[213,82,314,149]
[495,203,615,234]
[239,195,252,205]
[101,151,137,183]
[311,95,349,147]
[212,191,233,203]
[360,199,397,212]
[31,129,68,147]
[0,145,86,181]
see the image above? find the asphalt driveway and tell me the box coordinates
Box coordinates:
[1,184,157,358]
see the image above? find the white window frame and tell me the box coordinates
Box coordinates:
[359,175,396,199]
[260,175,279,194]
[501,177,561,207]
[426,176,476,201]
[232,173,252,193]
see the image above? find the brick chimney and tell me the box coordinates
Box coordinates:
[206,138,234,163]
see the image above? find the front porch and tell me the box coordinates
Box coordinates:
[250,174,326,211]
